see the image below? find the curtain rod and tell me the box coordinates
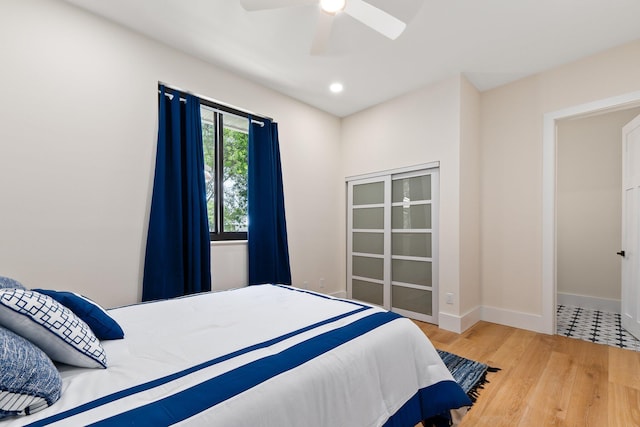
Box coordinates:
[202,105,266,127]
[162,91,264,127]
[158,81,274,123]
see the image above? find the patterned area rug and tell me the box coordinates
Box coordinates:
[437,350,500,403]
[556,305,640,351]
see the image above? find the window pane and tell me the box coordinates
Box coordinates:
[222,115,249,232]
[201,107,216,232]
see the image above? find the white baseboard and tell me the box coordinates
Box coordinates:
[438,306,481,334]
[337,292,552,335]
[557,292,620,313]
[462,306,482,332]
[480,305,546,333]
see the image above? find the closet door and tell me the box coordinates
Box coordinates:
[347,177,390,308]
[347,165,439,324]
[390,170,438,323]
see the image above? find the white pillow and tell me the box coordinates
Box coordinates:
[0,289,107,368]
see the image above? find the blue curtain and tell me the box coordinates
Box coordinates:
[248,119,292,285]
[142,86,211,301]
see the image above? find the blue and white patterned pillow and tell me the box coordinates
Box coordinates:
[34,289,124,340]
[0,289,107,369]
[0,326,62,419]
[0,276,26,291]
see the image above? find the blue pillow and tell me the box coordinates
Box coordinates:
[34,289,124,340]
[0,289,107,369]
[0,276,26,291]
[0,326,62,418]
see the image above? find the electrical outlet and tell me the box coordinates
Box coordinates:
[319,278,325,289]
[446,292,454,304]
[303,281,308,289]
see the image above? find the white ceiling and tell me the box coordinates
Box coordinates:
[63,0,640,117]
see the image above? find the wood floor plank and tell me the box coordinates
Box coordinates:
[609,345,640,391]
[486,327,536,370]
[564,340,608,427]
[608,383,640,426]
[521,351,578,425]
[412,320,640,427]
[464,333,555,426]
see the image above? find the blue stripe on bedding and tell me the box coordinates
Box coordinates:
[89,311,403,427]
[25,302,372,427]
[383,380,471,427]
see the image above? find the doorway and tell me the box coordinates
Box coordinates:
[555,107,640,349]
[542,90,640,338]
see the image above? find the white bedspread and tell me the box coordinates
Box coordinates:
[2,285,468,427]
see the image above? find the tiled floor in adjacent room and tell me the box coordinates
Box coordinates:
[557,304,640,351]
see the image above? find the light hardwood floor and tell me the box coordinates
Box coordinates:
[414,320,640,427]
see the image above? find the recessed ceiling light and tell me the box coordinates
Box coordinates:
[329,82,344,93]
[320,0,346,14]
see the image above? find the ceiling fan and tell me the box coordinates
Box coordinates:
[239,0,407,55]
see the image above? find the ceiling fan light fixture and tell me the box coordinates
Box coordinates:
[320,0,346,14]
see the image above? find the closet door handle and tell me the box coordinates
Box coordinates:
[617,250,626,257]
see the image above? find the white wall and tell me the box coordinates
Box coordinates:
[459,76,482,322]
[556,107,640,307]
[481,39,640,330]
[0,0,342,307]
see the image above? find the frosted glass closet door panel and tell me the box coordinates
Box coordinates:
[392,175,431,202]
[392,286,432,316]
[352,256,384,281]
[353,208,384,229]
[348,178,389,308]
[391,259,432,287]
[353,232,384,255]
[352,279,383,306]
[391,205,431,229]
[392,233,432,258]
[390,170,438,323]
[353,181,384,205]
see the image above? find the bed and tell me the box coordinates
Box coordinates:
[0,284,470,426]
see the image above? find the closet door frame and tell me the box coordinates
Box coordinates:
[346,162,439,323]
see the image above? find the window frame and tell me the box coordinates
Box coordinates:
[207,104,249,241]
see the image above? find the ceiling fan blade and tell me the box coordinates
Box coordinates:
[310,11,334,55]
[343,0,406,40]
[239,0,316,11]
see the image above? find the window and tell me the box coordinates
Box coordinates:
[160,86,251,241]
[200,104,250,241]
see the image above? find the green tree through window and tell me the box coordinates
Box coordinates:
[201,106,249,240]
[222,126,248,231]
